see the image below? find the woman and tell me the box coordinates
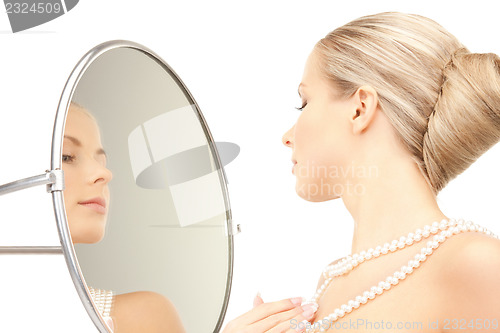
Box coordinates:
[63,101,186,333]
[223,12,500,333]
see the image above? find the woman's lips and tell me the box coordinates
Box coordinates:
[78,198,106,214]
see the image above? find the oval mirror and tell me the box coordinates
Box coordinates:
[52,40,236,332]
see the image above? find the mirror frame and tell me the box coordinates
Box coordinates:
[52,39,235,332]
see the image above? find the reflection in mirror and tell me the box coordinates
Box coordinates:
[65,46,232,332]
[63,102,186,332]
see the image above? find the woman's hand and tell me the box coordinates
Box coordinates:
[222,293,318,333]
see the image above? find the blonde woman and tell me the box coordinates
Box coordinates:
[63,102,186,333]
[223,12,500,333]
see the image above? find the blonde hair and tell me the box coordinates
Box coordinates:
[69,101,98,123]
[314,12,500,195]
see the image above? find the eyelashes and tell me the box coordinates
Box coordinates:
[62,154,75,163]
[295,102,307,111]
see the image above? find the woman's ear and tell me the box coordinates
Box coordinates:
[351,85,378,135]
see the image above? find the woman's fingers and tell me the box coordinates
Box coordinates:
[272,303,318,333]
[253,292,264,308]
[224,297,305,332]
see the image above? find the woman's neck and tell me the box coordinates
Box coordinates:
[341,156,448,255]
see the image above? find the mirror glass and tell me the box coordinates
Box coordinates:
[63,45,232,332]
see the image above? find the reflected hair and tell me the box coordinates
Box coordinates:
[314,12,500,195]
[69,101,97,123]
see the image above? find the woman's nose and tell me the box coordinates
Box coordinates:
[92,163,113,185]
[282,125,294,148]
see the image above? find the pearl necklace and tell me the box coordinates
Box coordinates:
[304,218,498,333]
[88,286,114,319]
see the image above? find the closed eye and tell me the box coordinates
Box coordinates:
[295,102,307,111]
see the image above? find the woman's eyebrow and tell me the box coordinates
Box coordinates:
[64,135,81,146]
[64,135,107,157]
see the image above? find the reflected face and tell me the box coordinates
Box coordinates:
[282,50,355,202]
[63,106,112,243]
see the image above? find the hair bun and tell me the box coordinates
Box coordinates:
[423,50,500,193]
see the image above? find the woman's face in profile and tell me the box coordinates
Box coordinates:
[282,50,355,202]
[62,106,112,244]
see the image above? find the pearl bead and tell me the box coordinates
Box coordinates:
[430,226,438,234]
[373,249,381,257]
[389,245,397,252]
[368,291,375,299]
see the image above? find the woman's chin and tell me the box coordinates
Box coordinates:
[71,229,105,244]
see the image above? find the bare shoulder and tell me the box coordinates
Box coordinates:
[112,291,186,333]
[434,231,500,319]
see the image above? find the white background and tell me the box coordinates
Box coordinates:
[1,0,499,331]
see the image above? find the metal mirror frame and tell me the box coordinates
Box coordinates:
[0,39,235,332]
